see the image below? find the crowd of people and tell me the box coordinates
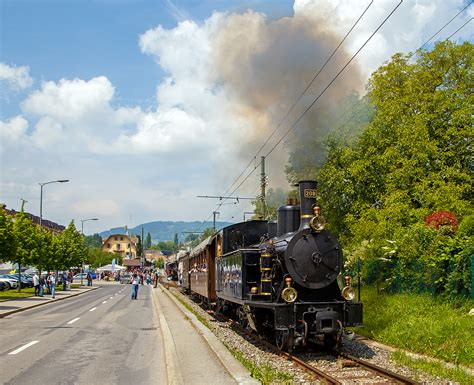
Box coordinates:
[30,267,164,301]
[32,270,75,298]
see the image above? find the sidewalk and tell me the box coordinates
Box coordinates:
[0,285,100,318]
[153,284,259,385]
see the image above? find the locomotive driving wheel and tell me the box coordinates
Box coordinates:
[275,329,294,353]
[237,306,248,328]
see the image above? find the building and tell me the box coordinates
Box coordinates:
[144,249,165,265]
[101,234,137,259]
[2,205,65,235]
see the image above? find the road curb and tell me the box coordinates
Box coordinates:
[0,286,100,318]
[151,286,184,385]
[159,284,260,385]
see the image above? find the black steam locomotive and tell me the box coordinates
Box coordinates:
[180,180,362,352]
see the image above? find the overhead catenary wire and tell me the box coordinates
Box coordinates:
[419,1,473,50]
[219,0,405,203]
[212,1,375,206]
[446,17,473,40]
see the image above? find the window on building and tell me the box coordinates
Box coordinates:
[120,237,123,241]
[115,237,118,241]
[117,244,121,250]
[107,243,111,248]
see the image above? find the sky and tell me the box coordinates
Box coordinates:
[1,0,473,235]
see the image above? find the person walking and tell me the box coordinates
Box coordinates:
[62,271,67,291]
[39,273,45,297]
[153,269,160,288]
[67,271,72,290]
[33,272,40,296]
[87,272,92,287]
[131,273,139,300]
[49,272,56,299]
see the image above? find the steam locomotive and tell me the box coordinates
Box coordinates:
[180,180,362,352]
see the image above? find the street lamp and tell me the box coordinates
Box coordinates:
[80,218,99,286]
[39,179,69,274]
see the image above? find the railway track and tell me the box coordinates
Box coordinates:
[206,307,418,384]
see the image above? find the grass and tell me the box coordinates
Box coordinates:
[391,351,474,385]
[0,287,35,301]
[225,344,294,385]
[354,286,474,366]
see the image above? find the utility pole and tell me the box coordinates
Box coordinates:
[141,227,145,268]
[213,211,220,232]
[260,156,267,219]
[20,198,28,211]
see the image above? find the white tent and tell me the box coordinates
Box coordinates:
[96,264,125,272]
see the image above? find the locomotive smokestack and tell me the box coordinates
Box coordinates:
[297,180,317,230]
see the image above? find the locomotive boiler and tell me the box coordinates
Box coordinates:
[182,180,362,352]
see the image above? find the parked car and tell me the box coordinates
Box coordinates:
[4,274,33,288]
[0,277,19,289]
[120,273,131,284]
[0,281,8,291]
[73,272,97,280]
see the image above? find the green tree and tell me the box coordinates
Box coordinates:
[136,235,143,257]
[85,233,102,248]
[11,210,39,291]
[56,221,86,271]
[145,232,152,249]
[313,41,473,296]
[0,208,17,263]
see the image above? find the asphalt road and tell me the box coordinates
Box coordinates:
[0,283,166,385]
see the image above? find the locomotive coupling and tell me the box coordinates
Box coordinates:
[341,275,356,301]
[281,277,298,303]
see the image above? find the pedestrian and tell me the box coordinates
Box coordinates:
[67,271,72,290]
[45,273,51,295]
[153,269,160,288]
[39,273,45,297]
[62,271,67,291]
[33,272,40,296]
[49,271,56,299]
[131,273,139,300]
[87,272,92,287]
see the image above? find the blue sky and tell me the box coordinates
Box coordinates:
[1,0,293,118]
[1,0,472,234]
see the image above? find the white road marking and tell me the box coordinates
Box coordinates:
[102,300,107,304]
[67,317,80,324]
[89,307,97,312]
[9,341,39,355]
[109,296,113,299]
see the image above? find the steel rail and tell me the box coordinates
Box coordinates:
[335,351,420,385]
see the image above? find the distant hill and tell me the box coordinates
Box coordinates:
[99,221,234,243]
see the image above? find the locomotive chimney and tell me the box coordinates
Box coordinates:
[297,180,317,230]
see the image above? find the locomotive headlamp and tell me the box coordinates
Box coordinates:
[310,207,325,233]
[342,286,356,301]
[281,277,298,303]
[342,276,355,300]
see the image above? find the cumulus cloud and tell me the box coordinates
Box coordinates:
[0,63,33,91]
[0,115,29,141]
[1,0,472,230]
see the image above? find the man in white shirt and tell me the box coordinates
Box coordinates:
[33,272,39,296]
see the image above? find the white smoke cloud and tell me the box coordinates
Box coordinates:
[1,0,472,230]
[0,63,33,91]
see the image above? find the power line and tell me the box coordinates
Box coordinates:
[419,1,473,50]
[221,0,405,200]
[213,1,375,205]
[446,17,473,40]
